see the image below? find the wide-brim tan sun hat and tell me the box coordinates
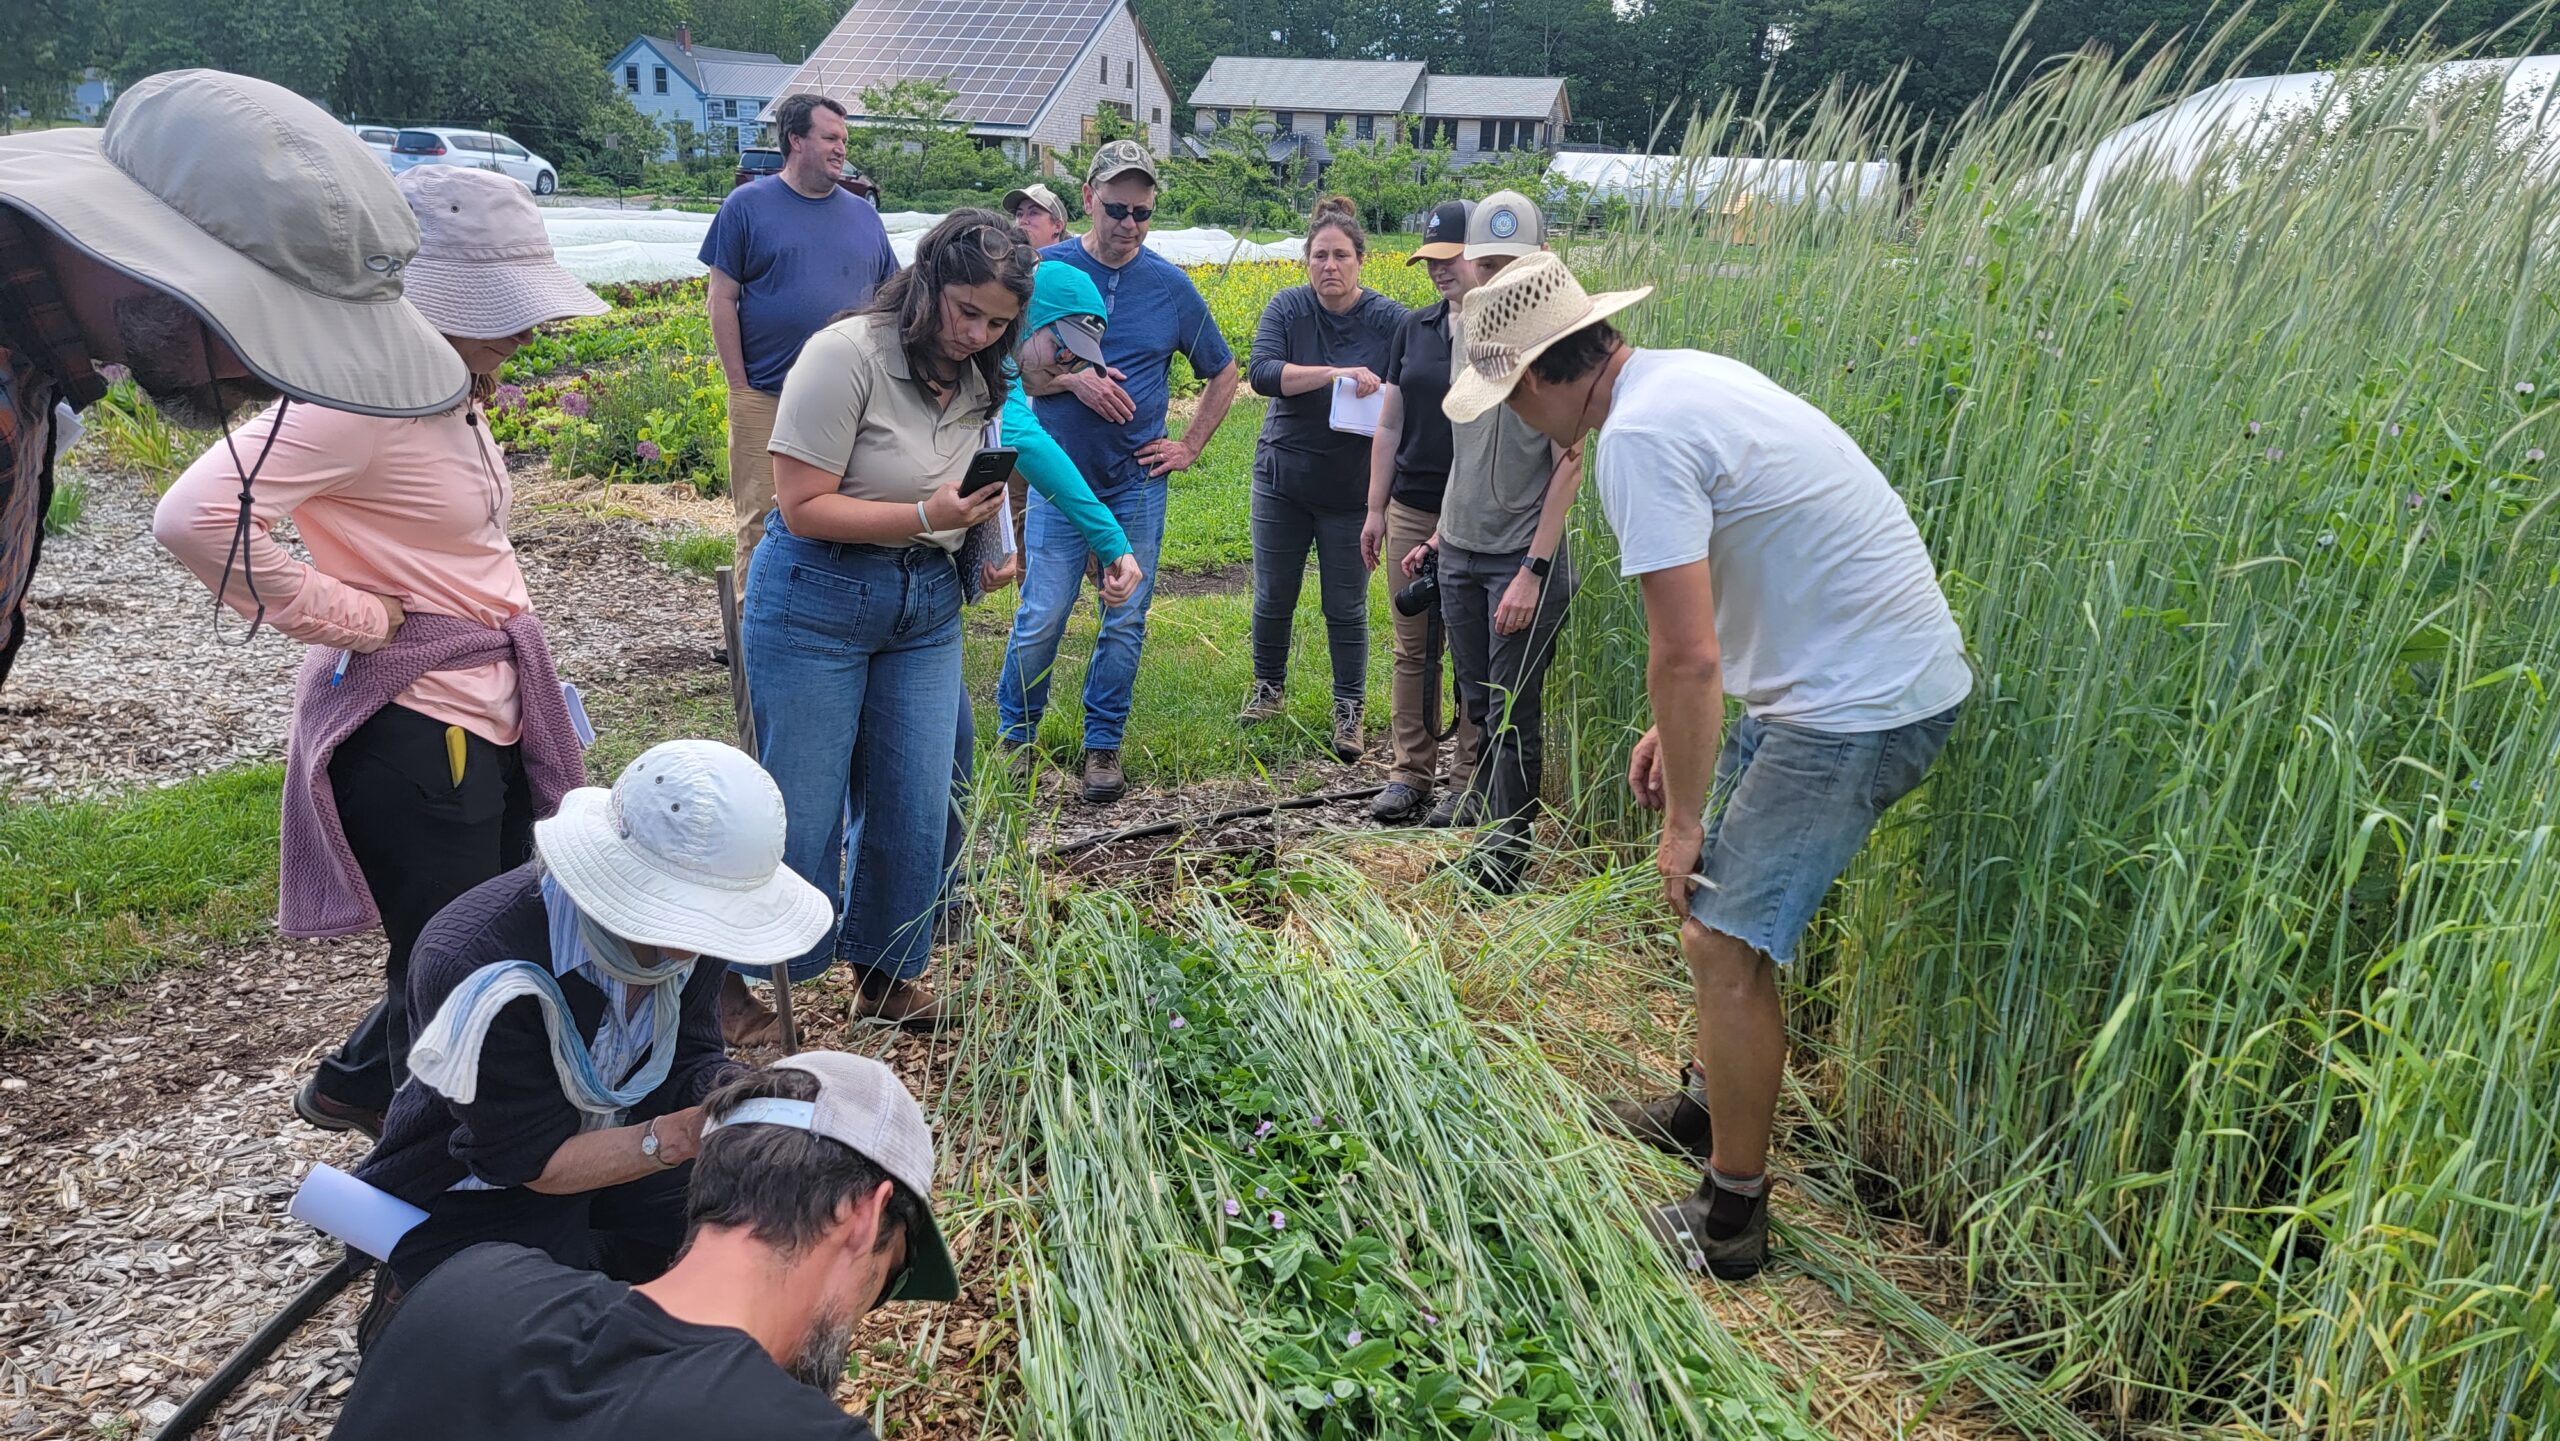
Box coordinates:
[397,167,607,339]
[1443,252,1652,425]
[535,740,834,965]
[0,69,466,417]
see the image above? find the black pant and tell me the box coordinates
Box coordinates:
[1250,485,1370,702]
[315,704,533,1112]
[385,1163,692,1291]
[1439,541,1576,823]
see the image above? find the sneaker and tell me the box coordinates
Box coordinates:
[295,1078,384,1142]
[1644,1177,1769,1281]
[852,973,958,1033]
[1596,1063,1715,1163]
[1368,782,1428,823]
[1238,679,1286,725]
[1080,747,1127,804]
[1330,700,1366,762]
[1424,786,1482,829]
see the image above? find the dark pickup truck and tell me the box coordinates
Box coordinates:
[732,148,879,202]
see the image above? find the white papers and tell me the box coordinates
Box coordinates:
[998,494,1017,556]
[1329,375,1385,436]
[290,1163,430,1261]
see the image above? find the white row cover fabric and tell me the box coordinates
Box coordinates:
[2067,55,2560,221]
[539,205,1303,285]
[1546,152,1896,212]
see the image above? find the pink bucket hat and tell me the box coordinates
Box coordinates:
[396,167,607,339]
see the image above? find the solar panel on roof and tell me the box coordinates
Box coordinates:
[777,0,1120,128]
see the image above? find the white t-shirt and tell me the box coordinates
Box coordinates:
[1594,349,1971,732]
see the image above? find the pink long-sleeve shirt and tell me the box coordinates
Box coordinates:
[155,399,530,745]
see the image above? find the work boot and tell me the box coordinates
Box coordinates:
[1369,782,1428,823]
[295,1078,384,1142]
[1331,699,1366,762]
[852,972,957,1033]
[1465,815,1536,895]
[1597,1062,1716,1163]
[1080,748,1126,804]
[1644,1174,1770,1281]
[1425,785,1481,828]
[1238,678,1286,725]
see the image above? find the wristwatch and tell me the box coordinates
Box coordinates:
[1522,554,1553,579]
[642,1117,676,1166]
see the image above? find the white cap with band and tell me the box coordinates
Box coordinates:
[701,1050,958,1302]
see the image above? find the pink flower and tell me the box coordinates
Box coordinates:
[492,383,526,412]
[1253,1120,1274,1138]
[97,362,131,385]
[2246,421,2262,437]
[1269,1210,1286,1230]
[636,440,663,462]
[1223,1197,1241,1217]
[2407,492,2426,511]
[2518,381,2537,395]
[2529,448,2546,462]
[1169,1015,1186,1030]
[559,391,591,418]
[1344,1329,1362,1346]
[2264,447,2284,462]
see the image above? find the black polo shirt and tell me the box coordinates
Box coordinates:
[1382,300,1455,512]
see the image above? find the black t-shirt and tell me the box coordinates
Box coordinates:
[1382,300,1455,512]
[332,1244,878,1441]
[1247,285,1407,512]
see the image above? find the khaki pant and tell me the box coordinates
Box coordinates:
[727,385,781,581]
[1384,498,1480,790]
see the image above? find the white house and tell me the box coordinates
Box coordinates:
[608,26,802,160]
[770,0,1174,175]
[1188,57,1569,167]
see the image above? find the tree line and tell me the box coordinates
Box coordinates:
[3,0,2546,167]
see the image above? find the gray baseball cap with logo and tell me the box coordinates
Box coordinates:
[1002,181,1069,229]
[704,1050,958,1301]
[1085,138,1160,189]
[1464,189,1547,260]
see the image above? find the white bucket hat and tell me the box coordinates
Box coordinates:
[1443,252,1652,424]
[534,740,832,965]
[398,167,608,340]
[0,69,467,417]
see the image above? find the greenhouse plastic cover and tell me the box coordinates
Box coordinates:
[540,206,1302,285]
[2068,55,2560,220]
[1546,153,1896,211]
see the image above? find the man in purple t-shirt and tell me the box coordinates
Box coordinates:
[699,94,897,581]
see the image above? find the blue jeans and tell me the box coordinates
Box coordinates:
[996,482,1167,750]
[1688,703,1963,966]
[740,525,963,983]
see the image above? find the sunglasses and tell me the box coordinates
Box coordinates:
[1098,202,1155,223]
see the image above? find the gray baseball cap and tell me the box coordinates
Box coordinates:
[1085,138,1159,189]
[1003,182,1069,229]
[1464,189,1546,260]
[0,69,468,416]
[705,1050,958,1301]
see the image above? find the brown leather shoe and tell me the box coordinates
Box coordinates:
[295,1078,384,1141]
[1080,747,1126,804]
[1596,1063,1715,1163]
[719,970,783,1049]
[853,975,958,1032]
[1330,700,1366,762]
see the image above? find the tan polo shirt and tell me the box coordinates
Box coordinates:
[768,312,994,552]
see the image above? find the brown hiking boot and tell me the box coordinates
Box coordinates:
[1645,1178,1770,1281]
[852,974,957,1033]
[1080,747,1126,803]
[1596,1064,1715,1163]
[719,970,783,1049]
[1331,699,1366,762]
[1238,679,1286,725]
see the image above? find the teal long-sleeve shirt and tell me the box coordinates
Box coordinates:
[1005,379,1130,564]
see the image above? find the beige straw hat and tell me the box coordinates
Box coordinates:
[398,167,607,340]
[1443,252,1652,424]
[0,69,467,417]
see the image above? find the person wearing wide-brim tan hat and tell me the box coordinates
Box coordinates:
[1455,254,1973,1287]
[153,164,613,1146]
[344,740,835,1342]
[0,68,469,692]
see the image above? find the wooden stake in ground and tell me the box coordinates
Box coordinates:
[717,564,797,1056]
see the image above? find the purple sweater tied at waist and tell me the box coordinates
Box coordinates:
[279,612,588,938]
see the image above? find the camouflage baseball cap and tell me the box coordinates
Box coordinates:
[1086,138,1159,189]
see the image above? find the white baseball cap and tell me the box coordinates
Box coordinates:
[1464,189,1546,259]
[705,1050,958,1301]
[533,740,833,965]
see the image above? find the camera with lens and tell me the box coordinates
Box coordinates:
[1393,548,1440,618]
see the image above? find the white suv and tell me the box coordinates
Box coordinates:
[389,128,558,194]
